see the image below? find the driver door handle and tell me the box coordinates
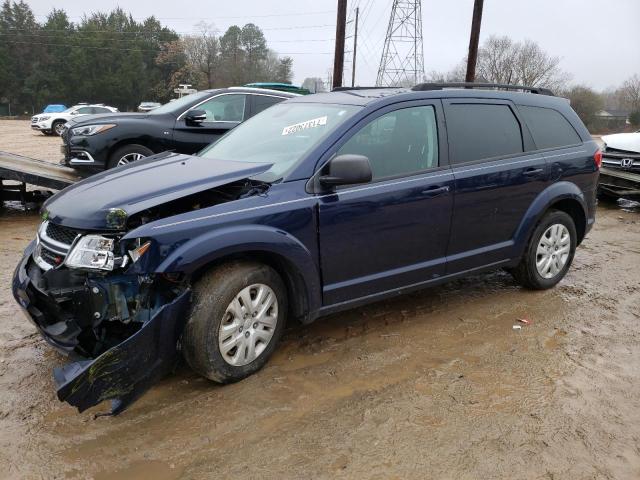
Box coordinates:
[523,167,544,177]
[420,185,450,197]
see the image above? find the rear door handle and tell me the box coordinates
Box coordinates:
[523,167,544,177]
[420,185,450,197]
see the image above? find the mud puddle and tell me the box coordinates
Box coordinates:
[1,206,639,479]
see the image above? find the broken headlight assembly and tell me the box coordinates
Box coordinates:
[65,235,116,270]
[64,235,153,271]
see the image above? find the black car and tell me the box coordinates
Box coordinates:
[61,87,298,171]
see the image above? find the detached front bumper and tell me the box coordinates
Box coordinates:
[599,167,640,200]
[12,242,191,414]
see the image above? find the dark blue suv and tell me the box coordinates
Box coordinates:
[12,83,600,414]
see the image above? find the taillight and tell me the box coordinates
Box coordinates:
[594,150,602,169]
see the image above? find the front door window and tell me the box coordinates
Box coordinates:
[197,95,246,122]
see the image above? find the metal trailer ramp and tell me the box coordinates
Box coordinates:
[0,151,81,206]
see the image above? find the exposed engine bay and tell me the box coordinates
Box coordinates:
[13,176,271,414]
[127,179,270,228]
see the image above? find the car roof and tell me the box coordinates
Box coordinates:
[72,104,115,108]
[225,86,300,97]
[285,86,569,109]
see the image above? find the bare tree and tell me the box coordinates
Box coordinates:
[182,23,219,89]
[475,36,569,90]
[301,77,326,93]
[425,63,465,83]
[620,74,640,111]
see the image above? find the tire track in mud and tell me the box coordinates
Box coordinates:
[0,205,639,479]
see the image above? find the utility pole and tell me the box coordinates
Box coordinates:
[465,0,484,83]
[333,0,347,89]
[351,7,359,87]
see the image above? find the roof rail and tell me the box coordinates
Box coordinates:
[411,82,555,96]
[332,86,402,92]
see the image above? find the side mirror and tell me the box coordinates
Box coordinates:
[319,154,372,188]
[185,109,207,124]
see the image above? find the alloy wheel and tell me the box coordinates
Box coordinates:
[117,152,145,166]
[218,284,279,366]
[536,223,571,279]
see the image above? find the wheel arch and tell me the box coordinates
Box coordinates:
[191,250,312,324]
[107,139,157,162]
[513,182,588,260]
[149,225,322,324]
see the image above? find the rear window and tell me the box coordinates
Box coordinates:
[446,103,523,164]
[518,105,582,149]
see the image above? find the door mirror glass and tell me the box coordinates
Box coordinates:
[319,154,372,188]
[185,109,207,124]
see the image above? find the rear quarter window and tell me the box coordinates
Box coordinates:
[518,105,582,149]
[445,103,523,164]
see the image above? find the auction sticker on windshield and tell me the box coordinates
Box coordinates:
[282,116,328,136]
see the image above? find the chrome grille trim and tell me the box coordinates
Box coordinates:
[34,221,80,269]
[38,221,76,253]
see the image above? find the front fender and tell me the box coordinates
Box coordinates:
[153,225,322,314]
[512,181,587,259]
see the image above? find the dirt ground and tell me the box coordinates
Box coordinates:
[0,120,64,163]
[1,120,640,479]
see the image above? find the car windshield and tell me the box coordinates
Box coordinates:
[147,92,210,115]
[198,103,361,181]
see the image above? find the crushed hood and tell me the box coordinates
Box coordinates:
[602,132,640,154]
[44,152,272,230]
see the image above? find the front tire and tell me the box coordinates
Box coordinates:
[511,210,577,290]
[183,261,288,383]
[107,144,153,169]
[52,120,66,136]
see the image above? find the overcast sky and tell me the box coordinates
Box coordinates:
[27,0,640,90]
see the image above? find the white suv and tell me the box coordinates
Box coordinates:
[31,104,119,136]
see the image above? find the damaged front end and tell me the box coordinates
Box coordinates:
[12,169,272,414]
[13,235,191,414]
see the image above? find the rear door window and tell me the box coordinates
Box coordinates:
[518,105,582,149]
[445,103,523,164]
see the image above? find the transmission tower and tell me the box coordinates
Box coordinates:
[376,0,425,87]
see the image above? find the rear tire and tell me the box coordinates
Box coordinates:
[183,261,288,383]
[107,144,153,169]
[511,210,577,290]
